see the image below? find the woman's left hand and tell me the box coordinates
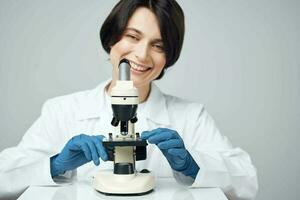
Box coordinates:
[141,128,199,179]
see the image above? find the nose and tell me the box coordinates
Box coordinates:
[134,41,149,62]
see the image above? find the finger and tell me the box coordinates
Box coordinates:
[157,139,184,150]
[81,143,92,161]
[93,135,108,161]
[156,128,180,138]
[168,148,188,159]
[143,127,171,139]
[85,139,100,166]
[141,130,158,140]
[91,136,102,159]
[169,155,186,170]
[68,134,85,151]
[147,130,177,144]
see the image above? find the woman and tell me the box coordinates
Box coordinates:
[0,0,258,199]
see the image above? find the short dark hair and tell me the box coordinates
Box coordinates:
[100,0,185,80]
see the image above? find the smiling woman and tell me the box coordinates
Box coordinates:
[100,0,185,80]
[107,7,168,102]
[0,1,258,200]
[100,0,185,103]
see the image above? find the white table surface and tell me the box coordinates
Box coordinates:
[18,178,228,200]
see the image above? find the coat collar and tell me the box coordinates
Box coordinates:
[76,79,170,126]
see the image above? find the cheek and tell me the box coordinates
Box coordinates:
[154,54,166,72]
[110,40,133,76]
[110,40,132,62]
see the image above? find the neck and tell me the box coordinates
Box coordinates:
[106,80,151,103]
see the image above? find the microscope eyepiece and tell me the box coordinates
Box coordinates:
[119,58,130,65]
[118,59,131,81]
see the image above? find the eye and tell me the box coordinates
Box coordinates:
[125,34,139,41]
[152,44,164,52]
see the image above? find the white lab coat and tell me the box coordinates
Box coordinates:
[0,80,258,200]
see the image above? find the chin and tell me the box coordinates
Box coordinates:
[131,77,150,89]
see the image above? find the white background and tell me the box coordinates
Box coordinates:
[0,0,299,199]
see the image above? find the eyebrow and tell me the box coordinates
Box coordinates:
[125,27,163,43]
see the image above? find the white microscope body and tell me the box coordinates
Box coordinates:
[93,59,155,195]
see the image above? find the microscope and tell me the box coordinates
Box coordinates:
[93,59,155,195]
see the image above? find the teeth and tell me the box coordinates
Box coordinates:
[130,61,150,72]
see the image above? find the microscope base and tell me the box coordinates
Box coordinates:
[93,170,155,195]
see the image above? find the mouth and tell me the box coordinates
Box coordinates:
[128,60,152,73]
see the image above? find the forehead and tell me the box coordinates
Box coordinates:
[126,7,162,39]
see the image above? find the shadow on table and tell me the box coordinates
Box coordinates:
[51,182,195,200]
[51,185,77,200]
[171,188,195,200]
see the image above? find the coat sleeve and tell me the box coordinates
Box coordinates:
[174,105,258,200]
[0,99,76,200]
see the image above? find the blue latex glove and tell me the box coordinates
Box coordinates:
[141,128,199,179]
[50,134,108,177]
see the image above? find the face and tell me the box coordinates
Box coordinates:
[109,7,166,89]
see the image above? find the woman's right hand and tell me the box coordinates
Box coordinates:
[50,134,108,177]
